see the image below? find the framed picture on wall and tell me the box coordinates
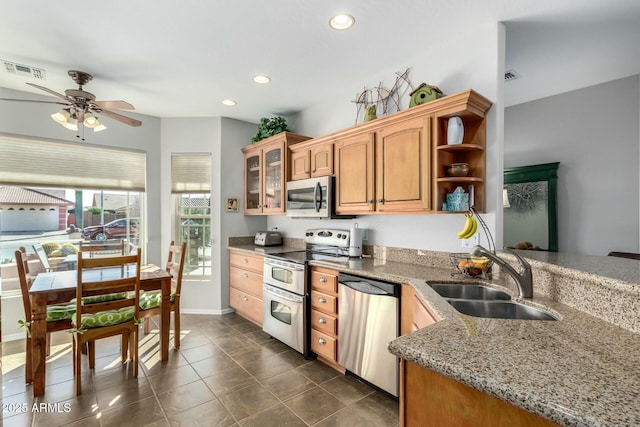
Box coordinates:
[225,197,238,212]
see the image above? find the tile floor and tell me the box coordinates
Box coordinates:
[1,313,399,426]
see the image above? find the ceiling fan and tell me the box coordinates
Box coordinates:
[0,70,142,130]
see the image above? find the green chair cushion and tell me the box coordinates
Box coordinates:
[78,292,129,305]
[72,307,135,329]
[139,290,177,310]
[46,303,76,322]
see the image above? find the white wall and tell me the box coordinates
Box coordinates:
[0,87,164,264]
[504,75,640,255]
[160,117,260,314]
[272,22,505,253]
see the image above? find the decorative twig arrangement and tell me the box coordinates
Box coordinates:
[351,68,413,124]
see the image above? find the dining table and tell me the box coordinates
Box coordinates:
[28,264,172,397]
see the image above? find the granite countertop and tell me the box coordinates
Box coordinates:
[306,257,640,427]
[227,242,639,426]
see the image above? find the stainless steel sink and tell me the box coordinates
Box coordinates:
[446,299,559,321]
[430,283,511,301]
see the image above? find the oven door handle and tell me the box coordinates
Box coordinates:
[314,181,322,212]
[264,284,304,303]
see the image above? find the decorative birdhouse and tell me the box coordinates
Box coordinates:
[409,83,444,107]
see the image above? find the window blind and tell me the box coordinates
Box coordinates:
[0,133,146,191]
[171,153,211,194]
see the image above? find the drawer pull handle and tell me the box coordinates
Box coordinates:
[243,296,249,301]
[319,276,327,283]
[318,297,327,303]
[243,258,249,263]
[318,317,327,324]
[318,337,326,345]
[243,273,249,278]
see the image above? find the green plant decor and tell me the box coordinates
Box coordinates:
[252,117,290,143]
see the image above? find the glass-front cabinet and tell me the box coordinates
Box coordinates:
[242,132,311,215]
[245,152,262,213]
[263,144,283,212]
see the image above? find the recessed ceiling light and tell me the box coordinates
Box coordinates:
[252,75,271,84]
[329,14,355,30]
[222,99,237,106]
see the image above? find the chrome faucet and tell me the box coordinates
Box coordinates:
[470,245,533,298]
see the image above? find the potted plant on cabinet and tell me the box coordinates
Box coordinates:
[252,116,290,143]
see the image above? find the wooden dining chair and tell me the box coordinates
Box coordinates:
[73,249,142,395]
[139,241,187,349]
[15,247,75,384]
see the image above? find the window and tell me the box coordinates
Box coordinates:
[177,194,212,277]
[0,134,147,340]
[172,153,212,278]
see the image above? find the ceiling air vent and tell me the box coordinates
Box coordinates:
[2,60,46,80]
[504,69,520,82]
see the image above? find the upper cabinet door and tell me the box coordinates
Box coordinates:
[244,149,263,214]
[376,115,431,213]
[310,141,334,177]
[290,148,311,181]
[262,141,286,214]
[335,132,375,214]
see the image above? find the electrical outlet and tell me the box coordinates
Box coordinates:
[461,233,479,249]
[362,229,369,241]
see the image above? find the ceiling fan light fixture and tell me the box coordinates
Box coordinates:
[83,113,99,128]
[51,109,70,125]
[62,117,78,131]
[93,122,107,132]
[329,14,355,30]
[252,75,271,84]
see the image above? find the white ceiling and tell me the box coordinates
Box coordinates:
[1,0,639,125]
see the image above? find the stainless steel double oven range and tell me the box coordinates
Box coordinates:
[262,228,352,357]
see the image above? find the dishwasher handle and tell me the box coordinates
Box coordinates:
[340,280,395,296]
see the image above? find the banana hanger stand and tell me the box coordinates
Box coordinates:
[450,206,496,278]
[470,206,495,254]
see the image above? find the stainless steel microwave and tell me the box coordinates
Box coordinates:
[286,176,347,218]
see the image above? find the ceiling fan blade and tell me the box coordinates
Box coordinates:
[0,97,68,106]
[26,82,69,101]
[94,100,135,110]
[98,109,142,127]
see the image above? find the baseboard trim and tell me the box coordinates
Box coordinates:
[181,308,235,316]
[2,332,25,342]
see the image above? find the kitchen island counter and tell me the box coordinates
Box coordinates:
[305,253,640,427]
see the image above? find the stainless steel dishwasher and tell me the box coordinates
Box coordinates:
[338,272,399,397]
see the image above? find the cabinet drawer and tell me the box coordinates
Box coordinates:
[311,270,338,294]
[311,309,338,335]
[229,266,263,297]
[229,251,264,273]
[311,328,337,361]
[229,287,262,326]
[311,290,338,315]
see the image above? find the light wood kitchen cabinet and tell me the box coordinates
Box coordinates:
[334,105,432,215]
[375,115,431,212]
[228,249,264,326]
[400,284,439,335]
[334,131,375,214]
[400,360,560,427]
[242,132,310,215]
[309,266,343,370]
[289,138,334,181]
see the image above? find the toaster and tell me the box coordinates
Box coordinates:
[254,231,283,247]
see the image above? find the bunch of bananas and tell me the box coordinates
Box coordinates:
[457,213,478,239]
